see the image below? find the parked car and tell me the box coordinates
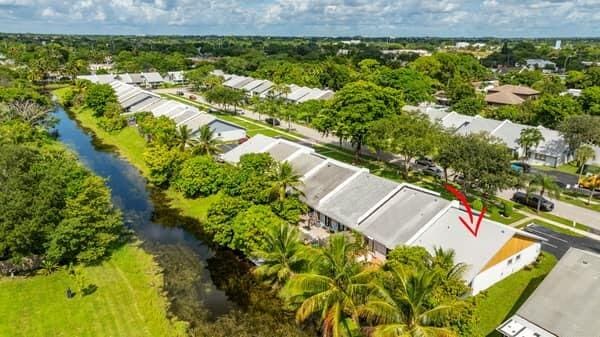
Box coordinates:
[511,162,532,174]
[415,157,435,168]
[265,118,280,126]
[422,166,444,179]
[512,192,554,211]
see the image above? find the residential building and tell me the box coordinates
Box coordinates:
[406,103,570,166]
[524,59,556,70]
[497,248,600,337]
[141,72,164,88]
[221,134,543,294]
[108,81,246,142]
[486,85,539,106]
[455,42,471,48]
[89,63,114,73]
[165,71,186,84]
[117,73,144,86]
[381,49,431,57]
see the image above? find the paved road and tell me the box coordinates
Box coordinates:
[523,223,600,258]
[499,189,600,231]
[155,88,600,229]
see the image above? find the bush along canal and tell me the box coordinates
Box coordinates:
[52,105,306,335]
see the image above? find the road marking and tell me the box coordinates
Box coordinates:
[527,227,569,243]
[541,241,559,248]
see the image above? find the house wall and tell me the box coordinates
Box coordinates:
[471,242,541,295]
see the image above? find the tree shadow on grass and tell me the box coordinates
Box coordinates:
[485,274,547,337]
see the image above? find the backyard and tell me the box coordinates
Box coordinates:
[0,244,187,337]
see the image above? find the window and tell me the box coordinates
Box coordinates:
[516,254,521,261]
[534,153,546,161]
[507,258,513,265]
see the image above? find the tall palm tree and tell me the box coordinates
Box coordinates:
[191,125,221,156]
[175,124,194,151]
[270,162,303,201]
[359,266,463,337]
[253,223,309,289]
[430,247,467,281]
[517,128,544,164]
[282,234,376,337]
[528,173,561,213]
[273,83,292,129]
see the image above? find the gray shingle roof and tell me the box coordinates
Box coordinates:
[440,112,473,130]
[301,162,357,208]
[264,142,302,161]
[491,121,526,149]
[511,248,600,337]
[221,134,277,163]
[180,114,216,133]
[289,153,326,176]
[536,127,569,158]
[318,172,398,228]
[172,110,198,124]
[359,186,450,250]
[457,116,504,136]
[142,72,164,83]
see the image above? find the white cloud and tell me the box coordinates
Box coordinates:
[0,0,598,36]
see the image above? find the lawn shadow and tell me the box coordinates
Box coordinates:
[82,284,98,296]
[485,274,547,337]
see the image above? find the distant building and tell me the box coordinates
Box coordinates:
[165,71,186,85]
[554,39,562,50]
[141,72,164,88]
[455,42,471,49]
[524,59,556,70]
[341,40,361,45]
[89,63,114,73]
[497,248,600,337]
[561,88,582,97]
[485,85,539,106]
[337,49,350,56]
[582,61,600,67]
[381,49,431,57]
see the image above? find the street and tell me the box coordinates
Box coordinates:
[524,223,600,258]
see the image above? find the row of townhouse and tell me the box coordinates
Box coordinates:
[210,70,335,103]
[222,134,544,295]
[405,103,600,167]
[107,80,246,142]
[77,71,186,88]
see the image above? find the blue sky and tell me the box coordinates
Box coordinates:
[0,0,598,37]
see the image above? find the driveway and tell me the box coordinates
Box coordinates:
[523,223,600,258]
[499,189,600,232]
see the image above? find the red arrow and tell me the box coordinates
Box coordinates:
[444,184,486,237]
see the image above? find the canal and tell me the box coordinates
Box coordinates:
[52,105,241,325]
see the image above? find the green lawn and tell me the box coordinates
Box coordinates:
[530,220,584,237]
[473,252,557,337]
[0,245,187,337]
[164,188,219,221]
[521,208,592,232]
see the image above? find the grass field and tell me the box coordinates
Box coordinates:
[0,245,187,337]
[472,252,557,337]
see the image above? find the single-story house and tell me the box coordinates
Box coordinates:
[486,85,539,106]
[77,74,118,84]
[222,134,543,294]
[166,71,186,84]
[141,72,164,88]
[117,73,145,86]
[407,103,570,167]
[524,59,556,70]
[107,81,246,142]
[223,75,255,90]
[89,63,114,73]
[497,248,600,337]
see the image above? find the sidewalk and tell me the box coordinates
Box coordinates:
[511,210,600,241]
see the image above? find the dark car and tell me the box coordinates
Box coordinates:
[512,192,554,211]
[415,157,435,168]
[265,118,280,126]
[422,166,444,179]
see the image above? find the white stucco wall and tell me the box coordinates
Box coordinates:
[471,242,541,295]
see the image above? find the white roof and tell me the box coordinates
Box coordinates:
[179,113,217,133]
[250,80,274,94]
[221,134,279,163]
[240,79,267,92]
[287,86,313,102]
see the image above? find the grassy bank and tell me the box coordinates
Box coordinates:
[0,244,187,337]
[472,252,557,337]
[54,87,216,220]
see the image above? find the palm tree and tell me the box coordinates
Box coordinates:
[574,145,596,180]
[175,124,194,151]
[430,247,467,281]
[359,266,463,337]
[191,125,221,156]
[270,162,303,201]
[282,234,376,337]
[253,223,308,288]
[528,173,561,213]
[273,83,292,129]
[516,128,544,164]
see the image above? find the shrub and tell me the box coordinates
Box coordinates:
[502,202,513,217]
[471,198,484,211]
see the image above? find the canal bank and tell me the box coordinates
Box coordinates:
[52,103,307,335]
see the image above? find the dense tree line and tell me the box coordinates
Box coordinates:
[0,83,124,273]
